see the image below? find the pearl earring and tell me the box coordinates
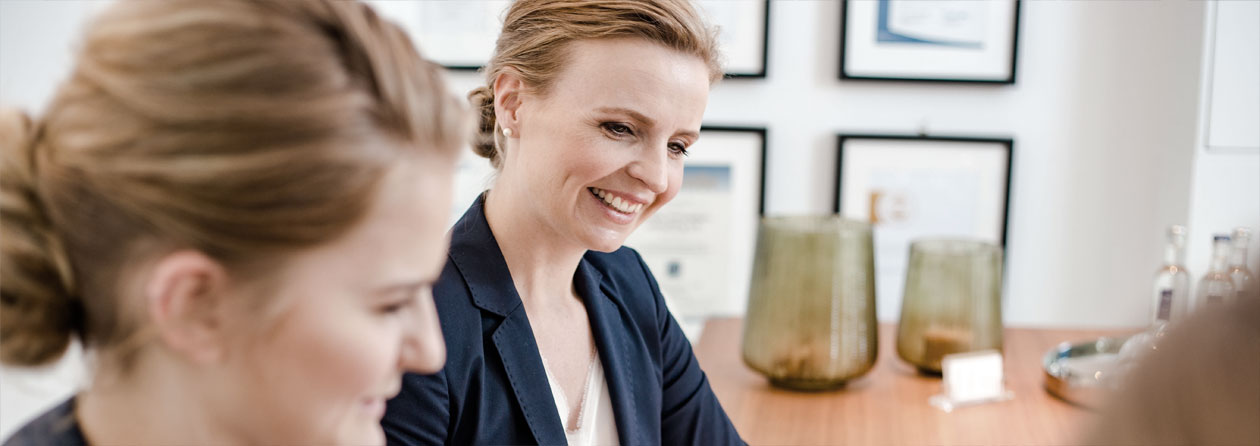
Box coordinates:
[502,127,514,138]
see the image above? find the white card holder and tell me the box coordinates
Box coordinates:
[928,349,1014,412]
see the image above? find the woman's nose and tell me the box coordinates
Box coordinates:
[399,288,445,374]
[627,143,670,194]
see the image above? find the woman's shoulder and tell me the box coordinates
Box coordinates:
[3,398,87,446]
[581,246,664,316]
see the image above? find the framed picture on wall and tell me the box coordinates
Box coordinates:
[696,0,771,78]
[371,0,769,77]
[835,134,1013,318]
[367,0,508,70]
[840,0,1021,83]
[625,127,767,318]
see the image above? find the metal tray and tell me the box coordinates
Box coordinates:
[1042,334,1132,408]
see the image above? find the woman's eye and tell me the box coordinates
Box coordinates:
[669,142,690,157]
[601,122,633,136]
[378,299,412,315]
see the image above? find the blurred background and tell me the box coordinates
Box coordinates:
[2,0,1257,440]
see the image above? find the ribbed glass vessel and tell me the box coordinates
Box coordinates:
[896,239,1004,374]
[741,216,878,391]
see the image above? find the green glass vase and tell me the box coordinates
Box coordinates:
[741,216,878,391]
[896,239,1004,374]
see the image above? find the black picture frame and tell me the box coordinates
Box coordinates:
[839,0,1022,84]
[700,0,771,79]
[834,134,1013,246]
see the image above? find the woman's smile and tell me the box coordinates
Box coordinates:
[588,187,648,214]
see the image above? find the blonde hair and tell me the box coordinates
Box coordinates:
[0,0,467,367]
[468,0,722,168]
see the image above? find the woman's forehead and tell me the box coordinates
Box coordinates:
[545,39,710,122]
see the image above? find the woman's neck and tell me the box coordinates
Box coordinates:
[77,356,238,445]
[484,187,586,306]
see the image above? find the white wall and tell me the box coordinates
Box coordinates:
[0,1,110,112]
[1185,0,1260,289]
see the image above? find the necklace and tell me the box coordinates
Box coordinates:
[565,343,599,433]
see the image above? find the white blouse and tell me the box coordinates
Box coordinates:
[540,352,619,446]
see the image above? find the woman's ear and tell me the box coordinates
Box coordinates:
[493,70,526,135]
[144,250,232,365]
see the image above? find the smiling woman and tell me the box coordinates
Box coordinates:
[380,1,743,445]
[493,37,710,254]
[0,0,466,445]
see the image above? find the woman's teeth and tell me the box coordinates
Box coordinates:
[590,187,643,214]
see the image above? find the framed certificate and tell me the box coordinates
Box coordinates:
[840,0,1021,83]
[696,0,770,78]
[625,126,767,318]
[366,0,508,70]
[835,134,1013,319]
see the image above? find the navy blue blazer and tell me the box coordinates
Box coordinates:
[383,196,742,445]
[3,398,86,446]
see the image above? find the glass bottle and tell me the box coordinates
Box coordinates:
[1227,227,1254,296]
[1120,226,1191,369]
[1196,234,1236,309]
[1151,225,1190,324]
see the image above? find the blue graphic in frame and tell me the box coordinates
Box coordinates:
[876,0,983,49]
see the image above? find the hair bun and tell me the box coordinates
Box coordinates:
[1,108,81,366]
[467,86,500,167]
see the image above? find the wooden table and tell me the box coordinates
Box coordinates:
[694,318,1133,445]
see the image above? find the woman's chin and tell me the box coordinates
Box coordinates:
[588,243,625,253]
[340,426,386,446]
[580,229,633,253]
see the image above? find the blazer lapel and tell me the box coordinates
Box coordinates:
[490,310,567,444]
[574,258,647,445]
[448,195,566,444]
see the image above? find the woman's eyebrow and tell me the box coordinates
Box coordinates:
[595,106,655,128]
[373,280,431,297]
[594,106,699,139]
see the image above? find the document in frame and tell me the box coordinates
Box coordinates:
[629,165,733,318]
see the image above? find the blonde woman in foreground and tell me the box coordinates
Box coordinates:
[0,0,466,444]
